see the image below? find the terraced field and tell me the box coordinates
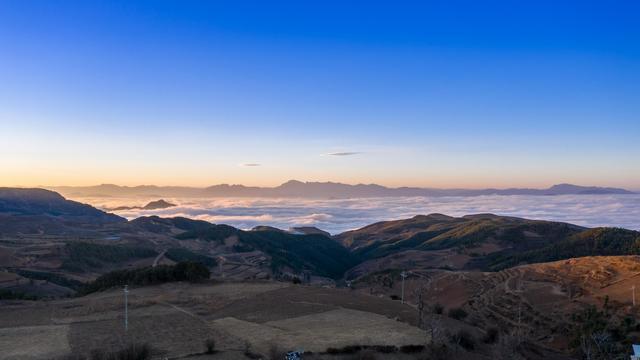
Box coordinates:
[355,256,640,353]
[0,281,430,359]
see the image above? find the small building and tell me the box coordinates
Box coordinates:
[631,344,640,360]
[285,351,302,360]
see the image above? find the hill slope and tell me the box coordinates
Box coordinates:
[0,188,125,223]
[335,214,583,258]
[336,214,640,273]
[177,225,359,279]
[0,188,125,236]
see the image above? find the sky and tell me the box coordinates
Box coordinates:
[1,1,639,189]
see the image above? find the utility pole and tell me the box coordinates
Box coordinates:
[124,285,129,332]
[401,271,408,304]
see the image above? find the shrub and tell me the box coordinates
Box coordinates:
[268,343,285,360]
[16,269,85,290]
[173,261,211,281]
[62,243,157,271]
[243,341,261,359]
[78,343,152,360]
[447,307,468,320]
[165,248,217,267]
[204,339,215,354]
[425,343,452,360]
[399,344,425,353]
[432,303,444,314]
[370,345,397,353]
[0,289,39,300]
[483,327,499,344]
[326,345,361,354]
[80,261,210,294]
[112,343,152,360]
[232,244,254,252]
[356,349,376,360]
[450,330,475,350]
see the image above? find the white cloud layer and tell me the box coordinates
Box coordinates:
[78,195,640,234]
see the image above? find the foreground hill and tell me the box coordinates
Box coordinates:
[3,188,640,292]
[176,223,359,279]
[354,255,640,358]
[4,188,640,358]
[336,214,584,267]
[338,214,640,276]
[354,256,640,359]
[0,188,124,228]
[0,189,359,298]
[0,188,125,237]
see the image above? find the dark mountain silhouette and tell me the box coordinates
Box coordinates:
[108,199,176,211]
[0,187,125,228]
[289,226,331,237]
[50,181,634,199]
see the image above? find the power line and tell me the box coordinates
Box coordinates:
[401,271,408,304]
[124,285,129,332]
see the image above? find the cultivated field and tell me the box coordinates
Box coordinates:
[0,281,429,359]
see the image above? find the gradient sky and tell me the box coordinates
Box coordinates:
[1,1,639,189]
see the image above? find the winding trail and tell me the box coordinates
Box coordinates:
[152,250,166,267]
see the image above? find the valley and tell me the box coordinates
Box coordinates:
[1,188,640,359]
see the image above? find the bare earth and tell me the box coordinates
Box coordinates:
[0,281,427,359]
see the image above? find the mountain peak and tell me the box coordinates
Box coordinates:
[142,199,176,210]
[280,180,305,187]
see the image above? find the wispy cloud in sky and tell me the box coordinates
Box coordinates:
[240,163,261,167]
[79,194,640,234]
[324,152,361,157]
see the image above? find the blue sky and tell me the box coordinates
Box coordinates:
[1,1,638,188]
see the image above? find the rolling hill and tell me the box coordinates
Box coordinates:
[3,187,640,298]
[0,188,125,225]
[335,213,583,259]
[177,224,359,279]
[4,187,640,358]
[336,213,640,274]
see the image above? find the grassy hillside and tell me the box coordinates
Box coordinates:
[0,188,125,223]
[488,227,640,270]
[80,261,210,294]
[15,269,85,290]
[129,216,213,233]
[336,214,583,260]
[165,248,218,267]
[240,230,360,278]
[62,242,158,272]
[178,226,359,278]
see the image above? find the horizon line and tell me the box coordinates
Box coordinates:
[17,180,636,192]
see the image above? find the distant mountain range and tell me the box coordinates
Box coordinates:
[49,180,634,198]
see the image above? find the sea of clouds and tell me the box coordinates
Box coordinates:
[77,194,640,234]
